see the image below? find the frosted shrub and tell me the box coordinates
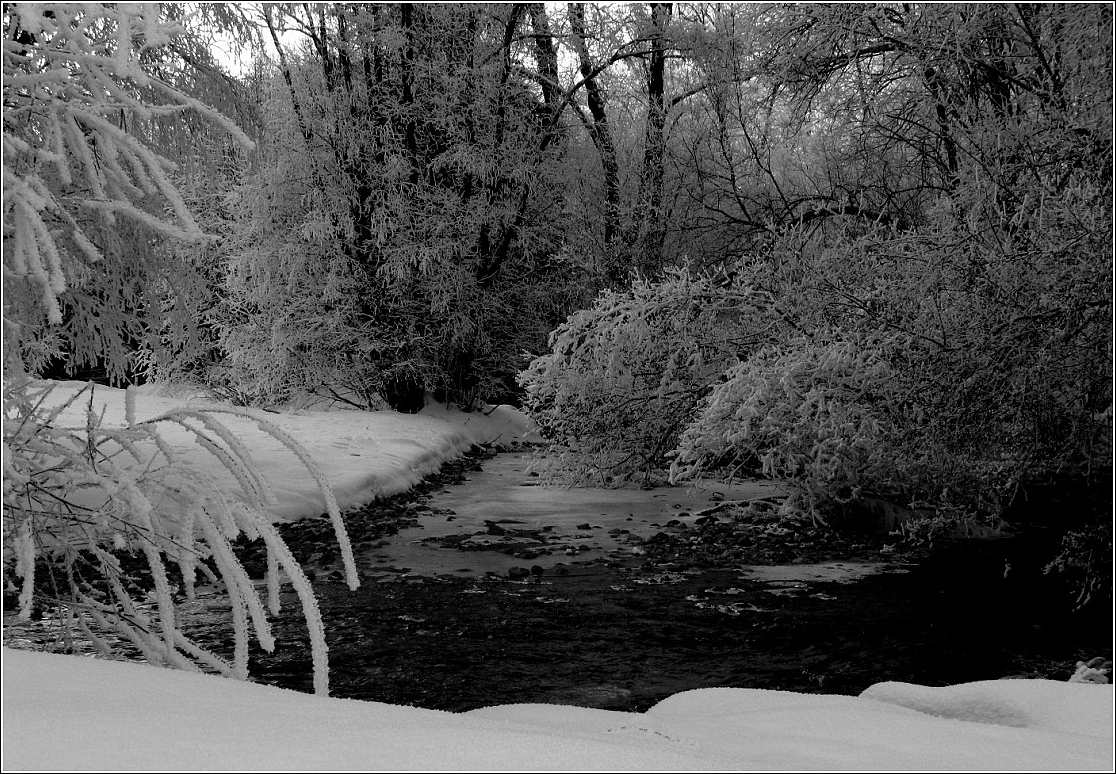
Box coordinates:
[2,377,357,695]
[519,272,773,485]
[672,332,906,521]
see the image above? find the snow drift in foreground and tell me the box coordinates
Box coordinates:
[2,648,1111,771]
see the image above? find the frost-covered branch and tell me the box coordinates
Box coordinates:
[3,377,357,695]
[3,2,252,376]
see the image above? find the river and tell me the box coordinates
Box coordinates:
[5,451,1106,709]
[229,452,1110,710]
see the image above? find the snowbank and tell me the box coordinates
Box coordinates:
[32,380,534,522]
[2,648,1111,770]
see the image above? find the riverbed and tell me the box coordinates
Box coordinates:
[232,451,1110,710]
[6,450,1108,711]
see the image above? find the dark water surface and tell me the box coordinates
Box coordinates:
[8,451,1107,712]
[234,510,1110,712]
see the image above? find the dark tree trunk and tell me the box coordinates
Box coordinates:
[634,2,672,277]
[529,3,561,112]
[400,2,419,187]
[475,3,527,289]
[568,2,624,285]
[381,374,427,414]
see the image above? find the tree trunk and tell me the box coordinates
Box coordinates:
[568,2,625,285]
[634,2,672,278]
[529,3,561,113]
[399,2,419,187]
[475,4,527,289]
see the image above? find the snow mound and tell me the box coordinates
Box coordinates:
[0,649,727,771]
[860,678,1113,733]
[4,624,1114,771]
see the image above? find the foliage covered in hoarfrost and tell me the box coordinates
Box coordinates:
[672,332,903,521]
[2,2,251,381]
[2,4,355,693]
[2,377,356,695]
[519,271,775,485]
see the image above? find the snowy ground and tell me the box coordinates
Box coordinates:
[21,380,537,520]
[4,648,1111,770]
[3,382,1113,770]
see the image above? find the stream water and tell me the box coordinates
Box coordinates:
[7,452,1109,711]
[229,453,1111,711]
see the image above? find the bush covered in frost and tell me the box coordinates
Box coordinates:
[519,271,775,485]
[670,326,1035,527]
[671,331,905,520]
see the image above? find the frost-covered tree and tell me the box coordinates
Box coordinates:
[526,4,1111,547]
[3,3,355,693]
[2,2,253,380]
[673,4,1112,531]
[214,3,583,412]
